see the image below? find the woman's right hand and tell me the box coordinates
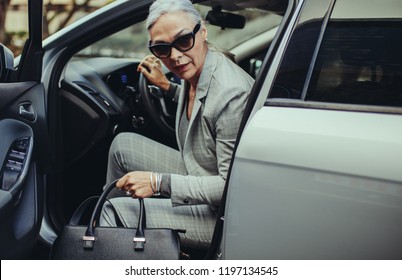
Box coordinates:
[137,55,170,92]
[116,171,155,198]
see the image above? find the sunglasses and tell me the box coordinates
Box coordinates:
[148,22,201,58]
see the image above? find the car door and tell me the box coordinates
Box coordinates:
[223,0,402,259]
[0,0,48,259]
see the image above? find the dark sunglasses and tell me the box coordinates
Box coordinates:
[148,22,201,58]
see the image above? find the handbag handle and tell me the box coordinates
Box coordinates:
[83,179,147,251]
[69,195,99,226]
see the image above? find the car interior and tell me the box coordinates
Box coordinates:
[22,0,289,259]
[4,0,401,261]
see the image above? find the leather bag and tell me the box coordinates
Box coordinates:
[50,180,181,260]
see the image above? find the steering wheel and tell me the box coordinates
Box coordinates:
[139,72,176,136]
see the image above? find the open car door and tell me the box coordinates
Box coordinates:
[0,0,48,259]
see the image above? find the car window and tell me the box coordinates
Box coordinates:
[305,0,402,107]
[75,4,277,59]
[269,0,402,109]
[269,0,333,99]
[3,0,29,56]
[305,20,402,107]
[3,0,111,57]
[76,21,149,59]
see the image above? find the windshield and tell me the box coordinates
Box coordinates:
[76,4,282,59]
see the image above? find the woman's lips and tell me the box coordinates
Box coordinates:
[174,63,189,72]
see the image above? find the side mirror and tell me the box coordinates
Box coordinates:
[205,9,246,29]
[0,44,14,82]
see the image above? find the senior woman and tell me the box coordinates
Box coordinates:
[100,0,254,249]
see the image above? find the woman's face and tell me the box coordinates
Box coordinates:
[149,12,208,86]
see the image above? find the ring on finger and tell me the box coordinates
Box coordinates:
[126,190,131,196]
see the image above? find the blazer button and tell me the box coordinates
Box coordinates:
[183,199,189,204]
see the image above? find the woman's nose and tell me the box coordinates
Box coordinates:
[170,47,183,60]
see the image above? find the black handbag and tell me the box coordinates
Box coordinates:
[50,180,181,260]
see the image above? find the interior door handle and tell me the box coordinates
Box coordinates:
[19,104,36,122]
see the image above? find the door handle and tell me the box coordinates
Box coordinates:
[19,104,36,122]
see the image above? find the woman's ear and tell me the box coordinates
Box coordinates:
[201,25,208,42]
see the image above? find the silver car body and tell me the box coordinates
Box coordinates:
[223,0,402,259]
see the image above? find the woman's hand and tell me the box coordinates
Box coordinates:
[116,171,154,198]
[137,55,170,92]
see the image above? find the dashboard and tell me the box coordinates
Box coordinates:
[105,64,142,100]
[60,57,179,164]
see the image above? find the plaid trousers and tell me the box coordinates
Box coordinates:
[100,133,217,249]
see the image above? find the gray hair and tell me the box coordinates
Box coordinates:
[146,0,202,30]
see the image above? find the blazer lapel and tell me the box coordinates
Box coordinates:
[182,50,218,152]
[175,82,187,153]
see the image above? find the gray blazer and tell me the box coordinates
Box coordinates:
[170,49,254,207]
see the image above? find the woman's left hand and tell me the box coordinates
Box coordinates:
[116,171,154,198]
[137,55,170,91]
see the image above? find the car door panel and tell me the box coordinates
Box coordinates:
[0,0,47,257]
[224,107,402,259]
[0,119,33,192]
[0,116,39,259]
[2,82,49,153]
[0,84,48,258]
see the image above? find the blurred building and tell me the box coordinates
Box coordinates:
[6,0,111,34]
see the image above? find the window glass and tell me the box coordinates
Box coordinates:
[3,0,111,56]
[269,0,333,99]
[3,0,29,56]
[75,4,276,59]
[269,19,322,99]
[306,20,402,107]
[76,22,149,59]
